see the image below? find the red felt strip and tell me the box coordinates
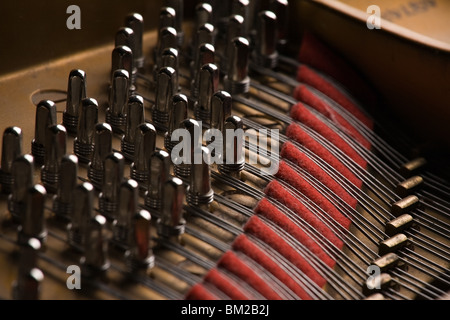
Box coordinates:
[285,123,363,188]
[293,85,372,149]
[218,251,282,300]
[185,284,218,300]
[232,234,313,300]
[276,161,351,230]
[254,198,336,268]
[265,180,344,249]
[243,216,327,287]
[281,142,357,208]
[296,65,374,129]
[298,31,378,107]
[290,102,368,168]
[204,269,251,300]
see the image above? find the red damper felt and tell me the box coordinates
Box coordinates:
[265,180,344,249]
[281,142,358,209]
[296,65,374,129]
[232,234,313,300]
[185,284,218,300]
[276,161,352,229]
[243,216,327,287]
[254,198,336,268]
[204,268,251,300]
[285,123,363,188]
[290,102,368,168]
[293,85,372,148]
[218,251,283,300]
[298,31,378,107]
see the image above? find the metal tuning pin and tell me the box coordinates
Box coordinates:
[224,37,250,95]
[159,6,177,30]
[157,176,186,239]
[210,0,231,39]
[125,13,144,69]
[41,125,67,194]
[121,94,145,160]
[0,126,23,194]
[270,0,289,52]
[81,214,110,277]
[88,123,112,190]
[31,100,57,165]
[125,209,155,272]
[195,2,213,30]
[252,10,279,69]
[154,27,178,76]
[161,48,180,91]
[53,155,78,220]
[218,116,245,177]
[106,69,129,133]
[130,123,157,184]
[63,69,87,135]
[221,14,244,72]
[209,90,232,161]
[165,0,184,46]
[232,0,250,36]
[195,63,219,123]
[192,23,215,60]
[12,238,43,300]
[111,45,133,90]
[99,152,124,220]
[174,119,202,178]
[115,27,137,85]
[165,93,188,152]
[152,66,177,130]
[8,154,34,223]
[145,150,170,210]
[74,98,98,163]
[18,184,47,247]
[112,179,138,248]
[190,43,215,99]
[67,182,95,251]
[187,146,214,210]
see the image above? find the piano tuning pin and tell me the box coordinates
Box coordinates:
[125,209,155,272]
[187,146,214,210]
[88,123,113,190]
[74,98,98,163]
[224,37,250,95]
[130,123,157,184]
[0,126,23,194]
[195,63,219,123]
[270,0,289,52]
[165,93,188,152]
[18,184,48,247]
[190,43,215,99]
[111,45,133,90]
[112,179,139,248]
[115,27,137,84]
[63,69,87,135]
[81,214,111,277]
[219,115,245,177]
[31,100,57,165]
[125,13,144,69]
[12,238,43,300]
[41,124,67,194]
[252,10,279,69]
[153,66,177,130]
[231,0,249,36]
[154,26,178,76]
[161,48,180,91]
[67,182,95,251]
[53,154,78,221]
[165,0,184,46]
[157,176,186,240]
[8,154,34,223]
[106,69,129,133]
[221,14,245,72]
[174,119,202,179]
[195,2,213,30]
[99,152,124,220]
[159,6,177,30]
[192,23,215,61]
[145,150,170,211]
[121,94,145,161]
[210,90,232,132]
